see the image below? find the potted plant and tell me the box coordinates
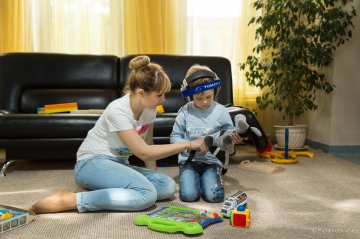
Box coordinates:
[239,0,356,149]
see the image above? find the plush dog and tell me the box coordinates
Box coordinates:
[235,114,262,139]
[204,114,262,175]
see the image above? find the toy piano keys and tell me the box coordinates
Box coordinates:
[134,205,223,235]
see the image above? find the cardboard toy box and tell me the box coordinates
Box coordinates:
[0,204,36,234]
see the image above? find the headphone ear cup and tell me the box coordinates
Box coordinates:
[214,86,221,96]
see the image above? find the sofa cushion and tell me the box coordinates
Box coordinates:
[0,53,119,112]
[0,114,100,138]
[153,113,178,138]
[20,89,117,113]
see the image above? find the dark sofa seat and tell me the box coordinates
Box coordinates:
[0,53,268,176]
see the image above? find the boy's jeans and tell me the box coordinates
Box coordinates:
[74,155,176,213]
[179,161,224,202]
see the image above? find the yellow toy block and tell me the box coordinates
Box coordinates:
[157,104,164,113]
[41,107,79,114]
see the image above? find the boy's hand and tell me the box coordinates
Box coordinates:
[232,133,245,144]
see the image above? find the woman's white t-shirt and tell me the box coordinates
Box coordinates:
[76,93,157,162]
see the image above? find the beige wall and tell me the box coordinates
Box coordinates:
[307,1,360,146]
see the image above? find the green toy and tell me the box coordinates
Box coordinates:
[134,205,223,234]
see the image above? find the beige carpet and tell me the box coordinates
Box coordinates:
[1,145,360,239]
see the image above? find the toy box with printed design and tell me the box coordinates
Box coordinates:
[0,204,36,234]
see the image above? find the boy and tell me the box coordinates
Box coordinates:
[170,64,243,202]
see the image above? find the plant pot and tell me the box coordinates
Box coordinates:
[274,125,307,149]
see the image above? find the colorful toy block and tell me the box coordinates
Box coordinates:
[38,102,78,114]
[230,205,251,228]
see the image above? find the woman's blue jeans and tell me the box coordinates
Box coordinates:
[179,161,224,202]
[74,155,176,213]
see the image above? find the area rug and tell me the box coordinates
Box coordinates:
[1,145,359,239]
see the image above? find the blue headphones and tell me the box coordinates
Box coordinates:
[180,70,222,100]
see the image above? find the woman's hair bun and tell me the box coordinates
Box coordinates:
[129,55,150,70]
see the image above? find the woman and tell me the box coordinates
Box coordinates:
[30,55,208,214]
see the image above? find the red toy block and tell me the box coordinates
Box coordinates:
[230,205,251,228]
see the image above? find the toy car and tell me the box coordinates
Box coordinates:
[220,191,247,217]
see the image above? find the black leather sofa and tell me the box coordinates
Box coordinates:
[0,53,268,176]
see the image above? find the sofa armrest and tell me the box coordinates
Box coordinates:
[0,109,18,115]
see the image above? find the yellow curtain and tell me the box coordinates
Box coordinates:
[108,0,124,56]
[123,0,179,54]
[184,0,260,110]
[235,0,260,110]
[1,0,123,55]
[0,0,180,55]
[47,0,113,54]
[0,0,32,53]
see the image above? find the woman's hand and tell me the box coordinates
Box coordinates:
[232,133,246,144]
[190,137,209,154]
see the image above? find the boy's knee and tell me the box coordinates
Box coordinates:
[180,188,199,202]
[205,194,224,203]
[203,188,224,203]
[179,185,200,202]
[180,194,200,202]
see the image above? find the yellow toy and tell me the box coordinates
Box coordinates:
[258,150,314,164]
[259,151,314,159]
[0,209,14,221]
[157,104,165,113]
[229,205,251,228]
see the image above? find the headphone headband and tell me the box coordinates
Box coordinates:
[181,79,221,98]
[185,70,217,84]
[180,69,221,99]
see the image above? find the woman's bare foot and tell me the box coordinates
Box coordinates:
[30,187,77,214]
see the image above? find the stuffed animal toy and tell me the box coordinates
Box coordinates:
[235,114,262,139]
[204,129,235,175]
[204,114,262,175]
